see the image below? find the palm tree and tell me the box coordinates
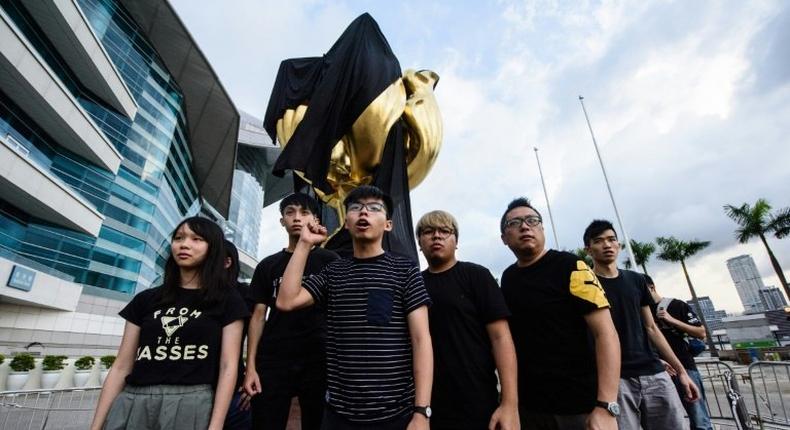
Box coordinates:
[723,199,790,300]
[574,248,594,268]
[626,239,656,275]
[656,236,718,357]
[621,240,655,274]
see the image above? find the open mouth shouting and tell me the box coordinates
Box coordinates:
[354,218,371,232]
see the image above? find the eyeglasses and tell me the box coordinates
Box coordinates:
[347,202,386,213]
[420,227,455,238]
[504,215,542,230]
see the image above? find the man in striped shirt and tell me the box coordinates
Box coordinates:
[277,185,433,430]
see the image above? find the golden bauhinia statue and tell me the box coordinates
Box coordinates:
[275,69,442,225]
[264,13,442,260]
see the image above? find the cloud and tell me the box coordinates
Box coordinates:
[171,0,359,117]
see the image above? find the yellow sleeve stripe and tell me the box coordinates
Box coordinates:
[569,260,609,308]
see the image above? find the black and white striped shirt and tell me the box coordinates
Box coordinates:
[303,252,431,423]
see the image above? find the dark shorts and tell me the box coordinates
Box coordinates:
[104,384,213,430]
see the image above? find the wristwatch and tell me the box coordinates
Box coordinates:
[595,400,620,417]
[413,405,432,418]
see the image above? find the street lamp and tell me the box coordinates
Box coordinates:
[578,96,637,269]
[533,147,560,249]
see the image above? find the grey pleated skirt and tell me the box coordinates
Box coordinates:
[104,384,213,430]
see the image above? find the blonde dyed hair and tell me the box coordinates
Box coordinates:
[416,210,459,239]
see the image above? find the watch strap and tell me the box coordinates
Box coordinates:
[413,405,431,418]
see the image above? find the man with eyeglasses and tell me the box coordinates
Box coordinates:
[584,219,699,430]
[499,198,620,430]
[277,185,433,430]
[416,210,519,430]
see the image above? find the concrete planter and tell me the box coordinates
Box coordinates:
[0,362,8,391]
[6,372,28,391]
[74,370,91,387]
[41,370,60,389]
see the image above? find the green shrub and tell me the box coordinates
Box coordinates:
[42,355,67,371]
[100,355,115,368]
[0,353,5,365]
[9,353,35,372]
[75,356,95,370]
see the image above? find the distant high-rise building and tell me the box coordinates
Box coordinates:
[727,255,767,314]
[760,286,788,311]
[687,296,727,331]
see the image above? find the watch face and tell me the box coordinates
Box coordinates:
[608,403,620,416]
[425,406,432,418]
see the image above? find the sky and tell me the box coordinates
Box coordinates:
[170,0,790,314]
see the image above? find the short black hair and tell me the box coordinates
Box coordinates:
[583,219,617,246]
[500,197,542,233]
[279,193,320,216]
[644,274,654,286]
[344,185,393,220]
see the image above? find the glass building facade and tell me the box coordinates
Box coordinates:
[227,169,263,257]
[0,0,200,296]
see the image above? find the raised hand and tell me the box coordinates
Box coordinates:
[299,220,328,246]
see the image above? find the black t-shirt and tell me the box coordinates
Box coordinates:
[119,286,249,386]
[422,261,511,429]
[250,247,339,364]
[501,250,609,415]
[598,269,663,378]
[650,298,702,370]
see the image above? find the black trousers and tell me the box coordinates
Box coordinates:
[250,359,325,430]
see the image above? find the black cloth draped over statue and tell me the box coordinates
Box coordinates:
[263,13,418,261]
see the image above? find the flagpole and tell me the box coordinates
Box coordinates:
[533,147,560,249]
[578,95,638,269]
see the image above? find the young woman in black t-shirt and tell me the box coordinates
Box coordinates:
[91,217,249,430]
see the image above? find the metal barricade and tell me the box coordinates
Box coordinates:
[748,361,790,430]
[696,359,754,429]
[0,387,101,430]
